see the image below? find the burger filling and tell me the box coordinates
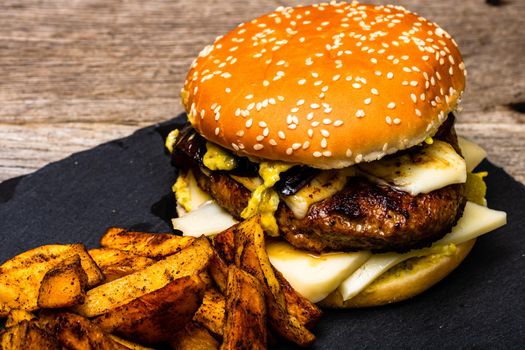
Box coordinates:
[166,116,506,303]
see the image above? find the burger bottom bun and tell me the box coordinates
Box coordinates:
[319,239,476,309]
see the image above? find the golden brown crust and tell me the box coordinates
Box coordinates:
[183,3,465,168]
[318,239,476,308]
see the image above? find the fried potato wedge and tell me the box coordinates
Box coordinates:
[109,335,155,350]
[94,275,206,344]
[37,254,88,309]
[88,248,155,282]
[5,309,36,328]
[0,320,61,349]
[193,288,226,337]
[221,265,266,350]
[0,244,103,317]
[217,216,319,347]
[170,322,220,350]
[74,237,212,318]
[274,268,322,328]
[100,227,195,258]
[38,311,118,350]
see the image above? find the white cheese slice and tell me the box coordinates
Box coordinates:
[173,201,238,237]
[358,140,467,195]
[267,241,371,303]
[338,201,507,301]
[282,168,355,219]
[458,137,488,172]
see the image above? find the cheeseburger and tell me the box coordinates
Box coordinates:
[166,2,506,308]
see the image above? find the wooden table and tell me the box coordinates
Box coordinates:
[1,0,524,183]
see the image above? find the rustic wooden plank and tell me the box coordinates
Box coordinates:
[0,0,523,183]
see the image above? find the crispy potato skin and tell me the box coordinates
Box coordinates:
[5,309,36,328]
[170,322,220,350]
[0,320,61,350]
[74,237,212,318]
[193,288,226,337]
[0,244,103,317]
[221,266,266,350]
[37,254,88,309]
[100,228,195,258]
[38,311,118,349]
[94,275,206,344]
[88,248,155,282]
[213,218,320,347]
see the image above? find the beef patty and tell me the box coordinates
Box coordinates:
[186,117,466,252]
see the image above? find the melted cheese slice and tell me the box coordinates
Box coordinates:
[282,168,355,219]
[338,201,507,301]
[267,242,370,303]
[358,140,466,195]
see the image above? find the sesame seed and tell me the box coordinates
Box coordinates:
[346,149,352,157]
[288,124,297,130]
[393,118,401,125]
[352,83,362,89]
[323,151,332,157]
[269,139,277,146]
[355,109,365,117]
[215,127,220,135]
[297,99,305,106]
[420,93,426,101]
[411,93,417,103]
[263,80,270,87]
[277,95,285,101]
[256,135,264,142]
[321,129,330,137]
[364,98,372,105]
[410,80,418,86]
[313,151,322,158]
[292,142,302,150]
[386,116,392,125]
[236,130,245,137]
[355,154,363,163]
[387,72,394,79]
[334,120,344,127]
[371,88,379,95]
[387,102,396,109]
[307,129,314,138]
[332,74,341,81]
[298,79,306,85]
[225,88,231,93]
[302,141,310,149]
[246,119,253,128]
[253,144,264,151]
[310,103,320,109]
[321,138,328,148]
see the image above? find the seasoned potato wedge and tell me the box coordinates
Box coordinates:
[38,311,117,349]
[193,288,226,337]
[94,275,206,344]
[74,237,212,317]
[170,322,220,350]
[221,265,266,350]
[0,320,60,349]
[0,244,103,317]
[37,254,88,309]
[88,248,155,282]
[100,227,195,258]
[215,216,319,347]
[5,309,36,328]
[109,335,155,350]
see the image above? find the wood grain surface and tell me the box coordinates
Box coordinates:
[0,0,524,183]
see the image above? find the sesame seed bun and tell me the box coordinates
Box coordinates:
[318,239,476,308]
[182,2,466,168]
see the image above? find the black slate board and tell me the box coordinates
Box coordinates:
[1,116,524,349]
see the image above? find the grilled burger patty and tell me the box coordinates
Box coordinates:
[184,118,466,252]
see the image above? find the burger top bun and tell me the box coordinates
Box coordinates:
[182,2,466,169]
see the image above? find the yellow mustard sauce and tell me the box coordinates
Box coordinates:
[172,171,192,212]
[203,142,237,171]
[164,129,179,154]
[241,161,293,236]
[465,171,488,206]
